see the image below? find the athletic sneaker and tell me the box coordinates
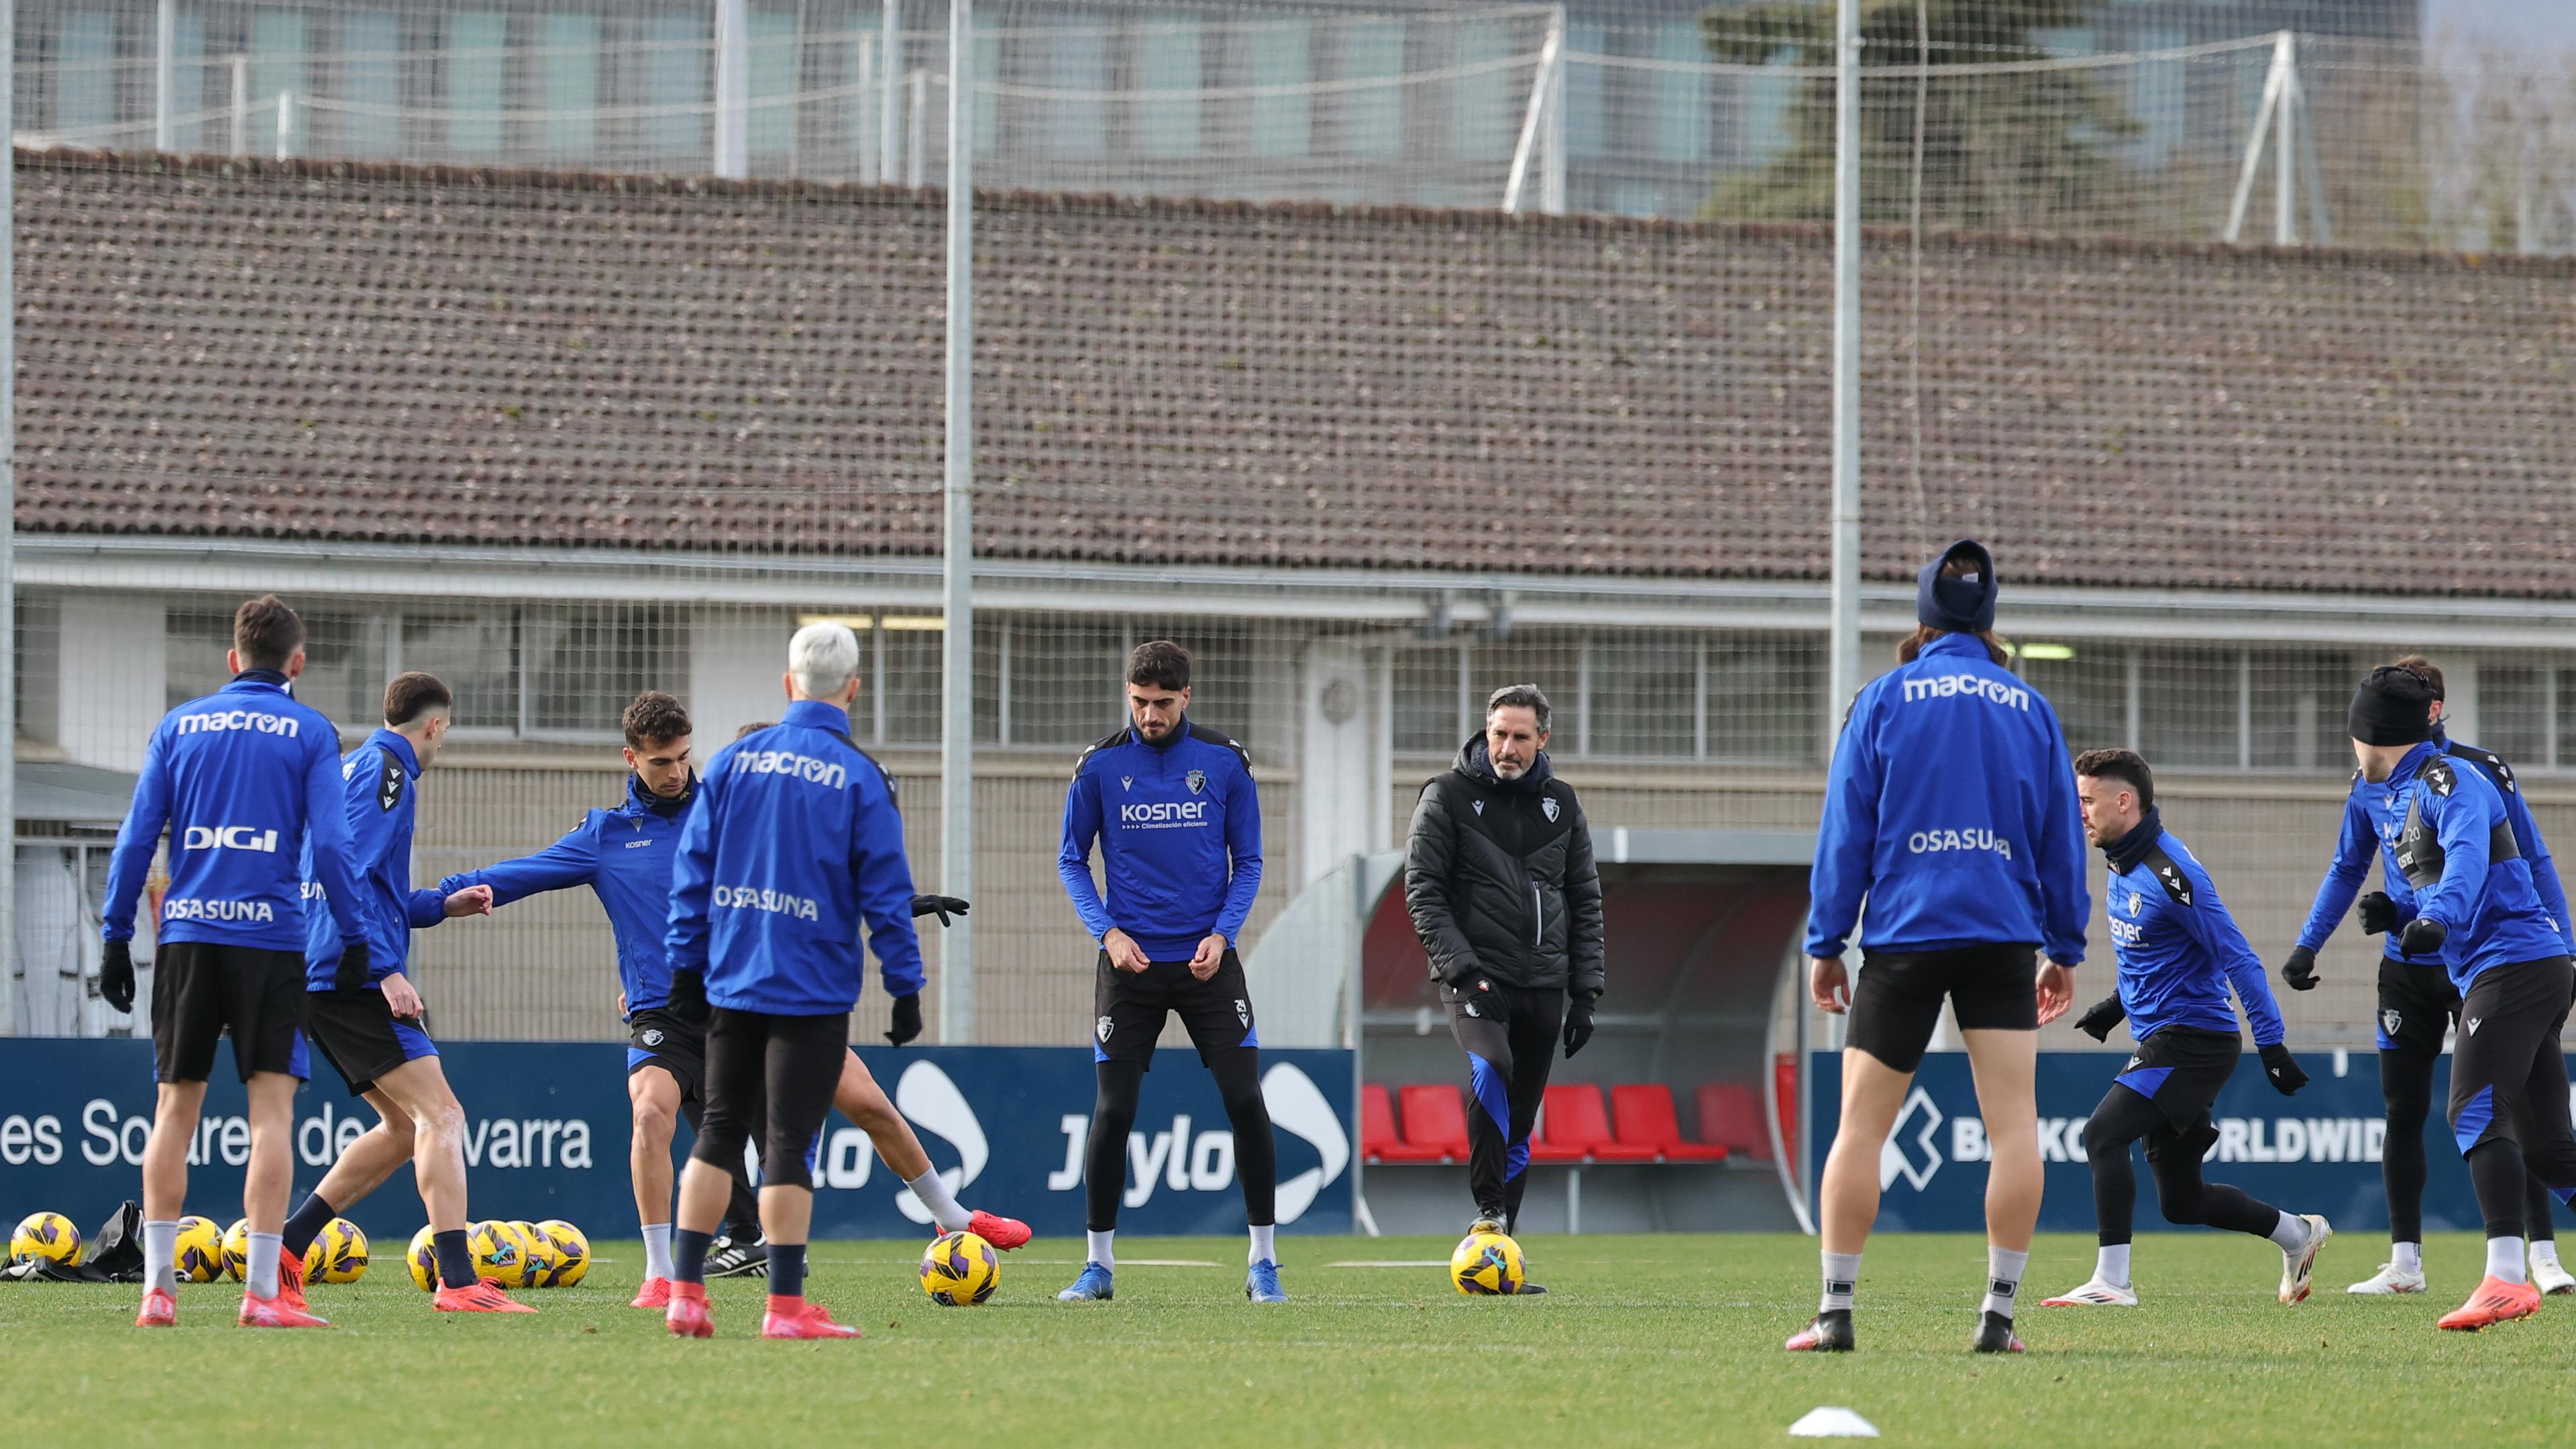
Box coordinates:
[2532,1255,2576,1297]
[966,1210,1032,1251]
[1971,1310,2025,1354]
[630,1276,673,1309]
[238,1289,329,1328]
[1246,1259,1287,1303]
[1515,1282,1549,1295]
[2040,1277,2138,1307]
[705,1234,769,1279]
[2347,1260,2427,1295]
[135,1287,175,1328]
[275,1246,309,1313]
[760,1298,860,1340]
[2278,1214,2332,1303]
[1057,1263,1114,1301]
[1468,1215,1506,1236]
[2437,1274,2541,1332]
[665,1281,713,1338]
[1784,1309,1854,1352]
[435,1277,538,1314]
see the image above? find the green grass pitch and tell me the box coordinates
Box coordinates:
[6,1231,2571,1447]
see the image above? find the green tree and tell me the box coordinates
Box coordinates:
[1702,0,2142,230]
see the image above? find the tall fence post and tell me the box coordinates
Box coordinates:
[907,68,926,189]
[0,0,19,1034]
[154,0,176,152]
[2223,32,2290,244]
[2273,31,2297,246]
[1540,5,1566,215]
[713,0,749,179]
[938,0,976,1044]
[1500,19,1560,214]
[275,91,294,160]
[229,55,248,155]
[879,0,903,185]
[1827,0,1862,731]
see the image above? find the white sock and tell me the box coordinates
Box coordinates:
[2488,1235,2530,1285]
[1819,1251,1860,1313]
[2392,1240,2423,1273]
[1087,1230,1115,1270]
[142,1220,178,1295]
[642,1223,674,1281]
[246,1232,282,1297]
[1248,1224,1276,1266]
[907,1169,973,1234]
[2532,1240,2563,1271]
[2095,1243,2132,1289]
[2267,1212,2310,1252]
[1982,1246,2029,1320]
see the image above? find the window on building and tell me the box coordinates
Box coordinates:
[1242,18,1311,158]
[1335,18,1403,160]
[523,605,687,735]
[749,5,798,160]
[402,611,521,731]
[1138,11,1201,160]
[1393,645,1462,754]
[2249,649,2358,771]
[2139,645,2239,769]
[165,605,387,732]
[1450,20,1512,164]
[2019,646,2127,755]
[541,13,600,162]
[645,9,707,159]
[1652,18,1708,165]
[876,619,945,745]
[2482,660,2555,769]
[1049,13,1110,160]
[56,9,117,136]
[1564,20,1605,160]
[1472,633,1583,756]
[251,7,311,153]
[341,9,404,158]
[1589,633,1695,759]
[999,619,1126,748]
[445,10,508,158]
[1709,633,1821,763]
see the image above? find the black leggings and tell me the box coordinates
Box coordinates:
[675,1087,765,1238]
[1446,983,1565,1229]
[2082,1086,2282,1246]
[1084,1049,1277,1232]
[691,1008,847,1192]
[2381,1044,2558,1243]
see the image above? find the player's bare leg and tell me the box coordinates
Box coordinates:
[235,1070,328,1328]
[1962,1028,2038,1352]
[628,1064,684,1304]
[366,1055,529,1313]
[136,1079,207,1326]
[837,1052,1030,1248]
[1789,1046,1909,1350]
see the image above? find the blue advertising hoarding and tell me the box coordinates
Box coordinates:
[1809,1049,2551,1234]
[0,1040,1352,1241]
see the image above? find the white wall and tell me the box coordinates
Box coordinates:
[688,608,795,747]
[1299,640,1387,889]
[58,592,166,773]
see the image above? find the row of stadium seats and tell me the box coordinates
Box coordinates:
[1360,1081,1771,1167]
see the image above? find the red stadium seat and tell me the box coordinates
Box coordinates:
[1609,1083,1729,1163]
[1697,1082,1772,1161]
[1362,1083,1445,1164]
[1397,1084,1472,1163]
[1536,1084,1658,1163]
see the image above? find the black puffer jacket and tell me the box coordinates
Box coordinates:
[1403,736,1605,1000]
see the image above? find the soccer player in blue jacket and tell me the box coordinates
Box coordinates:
[102,596,370,1330]
[1791,541,2088,1356]
[2285,654,2575,1296]
[662,622,924,1340]
[2310,667,2576,1330]
[1055,640,1283,1304]
[290,672,524,1314]
[2039,749,2330,1309]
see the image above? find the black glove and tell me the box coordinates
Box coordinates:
[333,940,371,992]
[2357,891,2400,936]
[911,894,971,927]
[2280,945,2319,992]
[2400,916,2449,959]
[2073,994,2125,1042]
[98,941,136,1015]
[1446,975,1508,1023]
[885,991,924,1047]
[667,967,711,1028]
[2259,1042,2309,1096]
[1562,998,1596,1059]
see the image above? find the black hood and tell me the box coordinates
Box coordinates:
[1454,734,1552,792]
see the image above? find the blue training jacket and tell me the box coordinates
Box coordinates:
[1058,716,1263,960]
[2296,733,2575,965]
[102,672,367,954]
[2102,820,2285,1047]
[1807,633,2090,963]
[2324,739,2565,992]
[437,772,697,1013]
[301,729,451,986]
[665,700,924,1016]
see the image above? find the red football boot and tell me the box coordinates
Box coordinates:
[631,1276,674,1309]
[136,1287,176,1328]
[759,1296,859,1340]
[276,1246,309,1313]
[435,1277,538,1314]
[665,1279,714,1338]
[966,1210,1032,1251]
[238,1288,330,1328]
[2438,1275,2542,1332]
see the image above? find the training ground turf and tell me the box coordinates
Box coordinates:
[6,1231,2571,1448]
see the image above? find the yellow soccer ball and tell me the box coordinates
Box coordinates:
[1450,1229,1527,1296]
[407,1224,439,1292]
[220,1218,253,1282]
[537,1220,588,1287]
[304,1218,369,1285]
[919,1230,1000,1306]
[469,1219,528,1287]
[514,1220,564,1287]
[9,1211,83,1268]
[173,1216,226,1283]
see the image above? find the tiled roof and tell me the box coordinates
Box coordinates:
[17,150,2576,595]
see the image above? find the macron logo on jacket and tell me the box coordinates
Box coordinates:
[1898,674,2031,710]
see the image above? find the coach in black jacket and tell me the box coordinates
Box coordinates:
[1405,684,1605,1246]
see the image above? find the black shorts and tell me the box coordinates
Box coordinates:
[626,1007,709,1106]
[2376,955,2461,1056]
[2449,956,2576,1155]
[2108,1025,2241,1158]
[305,987,439,1098]
[150,943,310,1084]
[1092,949,1258,1069]
[1845,943,2038,1073]
[693,1007,847,1191]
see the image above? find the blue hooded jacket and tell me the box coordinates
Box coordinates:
[1807,633,2090,963]
[2100,816,2284,1047]
[302,729,451,987]
[438,772,697,1013]
[102,672,367,954]
[665,700,924,1016]
[1058,716,1263,960]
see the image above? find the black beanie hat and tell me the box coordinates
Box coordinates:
[1917,539,1998,635]
[2349,665,2437,746]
